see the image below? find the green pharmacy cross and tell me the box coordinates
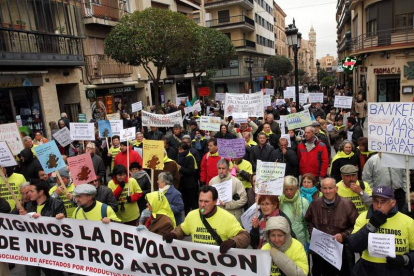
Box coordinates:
[342,56,357,72]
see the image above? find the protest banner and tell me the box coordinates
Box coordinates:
[334,96,353,109]
[106,113,120,120]
[255,161,286,196]
[198,87,210,97]
[193,100,202,112]
[131,101,143,112]
[217,138,245,159]
[0,213,271,276]
[224,92,264,118]
[52,127,72,147]
[263,94,271,107]
[176,97,187,106]
[309,93,324,103]
[184,106,195,115]
[211,179,233,205]
[120,127,136,142]
[200,116,221,131]
[0,123,23,155]
[215,93,226,102]
[368,233,396,258]
[285,110,313,130]
[276,116,286,134]
[310,228,343,270]
[232,112,248,124]
[33,141,66,174]
[109,120,123,136]
[241,203,261,233]
[97,120,113,138]
[67,153,97,186]
[142,110,183,127]
[0,142,17,168]
[264,88,274,96]
[70,123,95,141]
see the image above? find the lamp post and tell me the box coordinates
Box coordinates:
[245,56,254,93]
[285,19,301,110]
[316,59,321,90]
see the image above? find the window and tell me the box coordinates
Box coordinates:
[353,15,358,37]
[395,13,414,29]
[224,33,231,40]
[218,10,230,23]
[367,19,377,36]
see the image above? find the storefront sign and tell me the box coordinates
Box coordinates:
[342,56,357,71]
[96,86,135,95]
[404,62,414,79]
[0,123,24,155]
[198,87,210,96]
[78,113,87,123]
[0,75,43,88]
[164,78,175,84]
[373,67,401,75]
[142,110,183,127]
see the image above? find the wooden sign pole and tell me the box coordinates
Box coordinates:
[151,168,154,192]
[0,167,22,210]
[406,155,411,212]
[127,139,130,196]
[55,170,68,195]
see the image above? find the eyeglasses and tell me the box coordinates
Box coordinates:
[260,202,273,207]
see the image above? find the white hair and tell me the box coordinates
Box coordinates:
[283,175,298,188]
[61,112,68,118]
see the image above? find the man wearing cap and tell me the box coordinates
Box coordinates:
[348,186,414,276]
[114,141,143,170]
[57,184,120,223]
[49,167,76,218]
[168,124,186,151]
[337,165,372,214]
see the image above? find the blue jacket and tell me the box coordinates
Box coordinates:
[165,186,184,225]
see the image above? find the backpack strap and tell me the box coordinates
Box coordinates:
[101,203,108,219]
[74,207,81,218]
[199,212,223,245]
[358,179,365,190]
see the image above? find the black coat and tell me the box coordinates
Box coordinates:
[250,144,275,172]
[177,152,196,190]
[0,198,11,214]
[19,149,42,181]
[330,152,360,183]
[145,130,164,140]
[96,185,118,213]
[270,148,299,178]
[265,108,280,120]
[25,197,66,217]
[214,132,235,139]
[169,133,185,150]
[350,124,364,147]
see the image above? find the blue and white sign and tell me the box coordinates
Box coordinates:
[33,141,66,174]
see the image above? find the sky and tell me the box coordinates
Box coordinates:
[276,0,338,60]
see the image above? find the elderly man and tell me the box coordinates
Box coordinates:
[163,185,250,253]
[169,124,186,151]
[297,126,329,181]
[270,137,299,178]
[264,113,281,136]
[49,167,77,218]
[250,132,275,172]
[348,186,414,276]
[305,178,359,276]
[86,142,106,182]
[337,165,372,214]
[144,126,163,140]
[209,159,247,222]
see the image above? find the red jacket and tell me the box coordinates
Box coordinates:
[297,139,329,178]
[114,147,143,170]
[200,152,221,185]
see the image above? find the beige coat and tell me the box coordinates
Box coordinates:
[354,100,367,118]
[209,174,247,223]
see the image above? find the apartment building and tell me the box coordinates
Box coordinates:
[320,54,338,73]
[336,0,352,86]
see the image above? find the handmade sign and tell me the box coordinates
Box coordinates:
[52,127,72,147]
[67,153,97,186]
[184,106,195,115]
[120,127,136,142]
[193,100,202,112]
[299,93,308,105]
[211,179,233,204]
[334,96,353,109]
[368,103,414,156]
[200,116,221,131]
[264,88,274,96]
[310,228,343,270]
[33,141,66,174]
[343,112,351,126]
[142,140,164,170]
[263,94,271,107]
[70,123,95,141]
[381,153,414,169]
[368,233,396,259]
[285,110,313,130]
[232,112,248,124]
[241,203,261,233]
[217,138,245,159]
[224,92,264,118]
[0,142,17,167]
[215,93,226,102]
[175,97,187,106]
[276,116,286,134]
[142,110,183,127]
[106,113,120,120]
[283,87,296,100]
[131,101,143,113]
[280,134,292,147]
[0,123,23,155]
[255,161,286,195]
[97,120,113,138]
[276,99,286,106]
[109,120,123,136]
[309,93,324,103]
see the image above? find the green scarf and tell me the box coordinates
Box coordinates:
[329,151,355,174]
[279,191,302,218]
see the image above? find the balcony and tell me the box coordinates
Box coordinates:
[206,15,255,31]
[204,0,253,11]
[82,0,129,26]
[350,27,414,54]
[232,39,256,51]
[85,54,133,81]
[337,31,352,53]
[0,29,84,66]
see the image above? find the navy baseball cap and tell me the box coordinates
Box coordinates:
[372,186,394,199]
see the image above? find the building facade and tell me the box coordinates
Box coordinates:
[320,54,338,73]
[345,0,414,102]
[273,2,288,58]
[336,0,352,86]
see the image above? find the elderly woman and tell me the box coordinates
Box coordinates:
[279,176,310,247]
[330,140,360,183]
[141,191,176,236]
[262,216,308,276]
[157,172,184,225]
[300,173,321,203]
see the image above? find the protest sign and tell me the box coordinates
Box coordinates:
[120,127,136,142]
[381,153,414,169]
[109,120,123,136]
[134,147,143,158]
[70,123,95,141]
[334,96,353,109]
[310,228,343,270]
[368,103,414,156]
[276,116,286,134]
[285,110,313,130]
[211,179,233,204]
[215,93,226,102]
[198,87,210,97]
[142,110,183,127]
[0,213,272,276]
[52,127,72,147]
[0,123,23,155]
[106,113,120,120]
[343,112,351,126]
[224,92,264,118]
[200,116,221,131]
[264,88,274,96]
[263,94,271,107]
[232,112,248,124]
[193,100,202,112]
[97,120,113,138]
[0,142,17,167]
[241,203,261,233]
[299,93,307,105]
[255,161,286,195]
[309,93,324,103]
[368,233,396,258]
[67,153,97,186]
[217,138,245,159]
[176,97,187,106]
[131,101,143,112]
[184,106,195,115]
[143,140,164,170]
[284,87,296,100]
[33,141,66,174]
[276,99,286,106]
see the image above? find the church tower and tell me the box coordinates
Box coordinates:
[309,26,317,80]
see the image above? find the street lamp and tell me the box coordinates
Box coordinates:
[245,56,254,93]
[316,59,321,89]
[285,19,302,110]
